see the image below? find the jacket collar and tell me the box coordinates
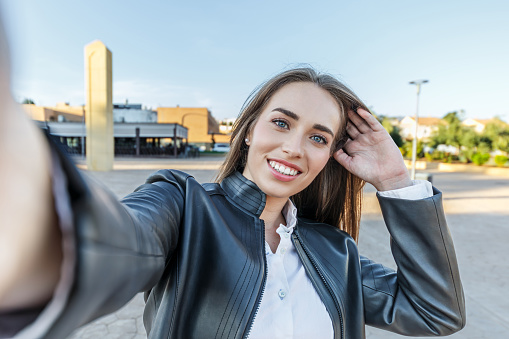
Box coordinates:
[221,171,266,217]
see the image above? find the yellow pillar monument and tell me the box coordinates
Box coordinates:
[85,40,113,171]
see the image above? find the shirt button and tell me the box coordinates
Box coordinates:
[278,289,287,300]
[284,233,289,238]
[280,248,286,255]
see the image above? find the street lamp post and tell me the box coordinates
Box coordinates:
[409,79,429,180]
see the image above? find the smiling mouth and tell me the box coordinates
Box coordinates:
[269,160,301,176]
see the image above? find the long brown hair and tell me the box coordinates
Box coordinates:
[216,67,367,242]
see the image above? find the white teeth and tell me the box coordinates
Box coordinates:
[269,161,299,176]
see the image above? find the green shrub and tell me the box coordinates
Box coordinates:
[494,155,508,167]
[458,154,469,163]
[471,153,490,166]
[430,150,445,161]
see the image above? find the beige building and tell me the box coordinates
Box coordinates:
[23,102,84,122]
[157,106,231,146]
[24,102,231,148]
[399,116,444,141]
[461,118,499,133]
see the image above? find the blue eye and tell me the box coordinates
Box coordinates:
[273,119,288,129]
[311,135,327,144]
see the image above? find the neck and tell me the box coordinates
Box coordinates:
[260,195,288,232]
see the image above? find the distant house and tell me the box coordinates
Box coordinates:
[399,116,444,141]
[462,118,503,133]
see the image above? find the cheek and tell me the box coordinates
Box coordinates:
[250,129,278,153]
[308,149,331,175]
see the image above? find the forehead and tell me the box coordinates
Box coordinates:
[265,82,342,130]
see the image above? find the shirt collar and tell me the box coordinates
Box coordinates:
[280,199,298,233]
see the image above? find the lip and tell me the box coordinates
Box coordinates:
[266,159,303,182]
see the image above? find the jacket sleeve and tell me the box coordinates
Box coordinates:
[11,141,189,339]
[361,187,466,336]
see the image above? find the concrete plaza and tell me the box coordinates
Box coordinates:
[67,156,509,339]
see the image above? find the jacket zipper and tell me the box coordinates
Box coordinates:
[243,219,268,339]
[292,231,344,339]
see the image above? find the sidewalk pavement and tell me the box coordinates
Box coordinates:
[68,156,509,339]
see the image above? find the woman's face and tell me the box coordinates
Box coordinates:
[243,82,342,200]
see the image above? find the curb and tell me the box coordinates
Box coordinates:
[404,160,509,177]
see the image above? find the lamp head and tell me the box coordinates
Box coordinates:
[409,79,429,85]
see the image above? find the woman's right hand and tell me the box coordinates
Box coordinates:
[333,108,412,191]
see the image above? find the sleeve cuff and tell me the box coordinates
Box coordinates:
[377,180,433,201]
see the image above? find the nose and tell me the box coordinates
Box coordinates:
[281,133,304,158]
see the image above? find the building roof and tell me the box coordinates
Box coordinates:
[400,116,444,126]
[466,118,506,125]
[35,121,188,139]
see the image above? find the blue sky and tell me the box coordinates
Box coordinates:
[1,0,508,121]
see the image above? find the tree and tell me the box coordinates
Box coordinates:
[441,111,463,149]
[430,112,456,147]
[380,116,404,147]
[21,98,35,105]
[482,118,509,153]
[429,111,481,162]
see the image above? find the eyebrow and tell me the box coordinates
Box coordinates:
[272,107,335,138]
[272,107,299,120]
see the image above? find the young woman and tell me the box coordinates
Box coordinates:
[0,18,464,339]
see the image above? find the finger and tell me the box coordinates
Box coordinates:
[346,121,361,139]
[348,109,371,134]
[341,137,357,155]
[333,148,352,170]
[356,108,384,132]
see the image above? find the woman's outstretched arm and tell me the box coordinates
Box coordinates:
[0,22,186,338]
[0,98,62,310]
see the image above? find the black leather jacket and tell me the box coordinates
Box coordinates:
[35,158,465,339]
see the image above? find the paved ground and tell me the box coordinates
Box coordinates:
[67,156,509,338]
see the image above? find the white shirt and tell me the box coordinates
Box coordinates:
[247,180,433,339]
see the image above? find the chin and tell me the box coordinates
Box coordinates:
[259,181,303,200]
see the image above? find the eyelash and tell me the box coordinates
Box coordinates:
[272,119,328,145]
